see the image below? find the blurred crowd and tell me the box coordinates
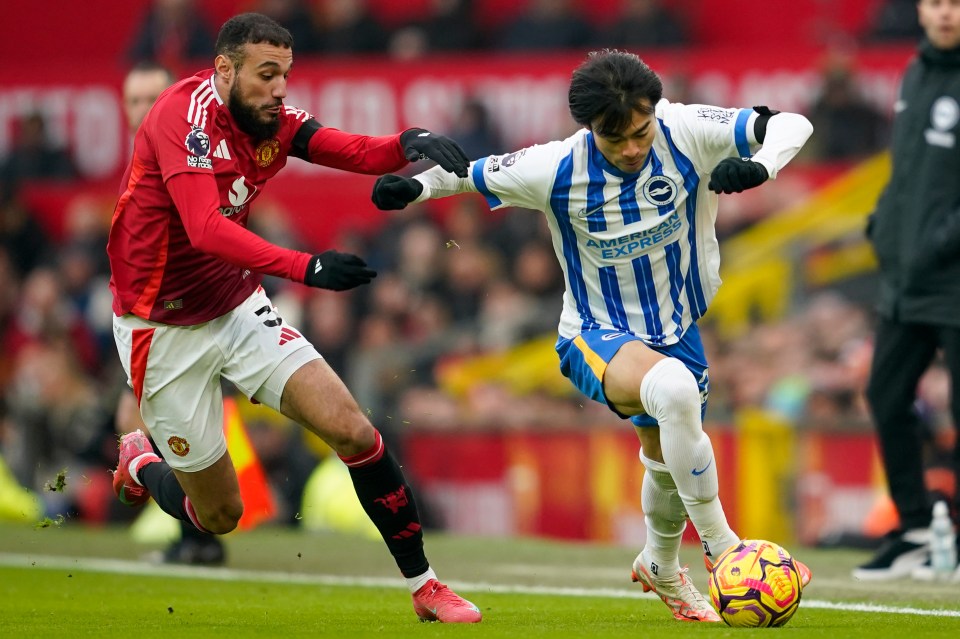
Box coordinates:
[123,0,922,73]
[0,0,951,530]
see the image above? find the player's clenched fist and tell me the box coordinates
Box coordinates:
[303,250,376,291]
[708,157,769,194]
[372,174,424,210]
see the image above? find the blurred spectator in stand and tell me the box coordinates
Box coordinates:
[497,0,593,51]
[127,0,215,73]
[0,113,77,183]
[867,0,925,42]
[510,239,564,334]
[252,0,321,53]
[122,61,176,140]
[441,243,501,324]
[394,221,448,295]
[301,290,357,377]
[2,267,101,376]
[443,197,488,249]
[594,0,688,49]
[4,341,113,521]
[662,72,701,106]
[388,0,480,59]
[0,180,52,278]
[59,195,115,355]
[447,99,505,160]
[0,248,19,392]
[316,0,388,54]
[805,63,889,161]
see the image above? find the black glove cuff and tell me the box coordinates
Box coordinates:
[399,128,428,148]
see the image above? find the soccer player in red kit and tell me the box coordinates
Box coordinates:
[108,13,480,623]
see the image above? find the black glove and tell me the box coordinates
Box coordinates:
[399,128,470,177]
[303,250,376,291]
[372,174,424,210]
[708,158,769,194]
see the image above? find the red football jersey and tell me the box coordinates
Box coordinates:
[108,69,407,325]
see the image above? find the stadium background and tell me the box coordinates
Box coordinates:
[0,0,939,554]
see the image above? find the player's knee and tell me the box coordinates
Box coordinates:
[199,499,244,534]
[328,417,378,458]
[640,358,700,424]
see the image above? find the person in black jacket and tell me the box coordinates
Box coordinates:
[854,0,960,581]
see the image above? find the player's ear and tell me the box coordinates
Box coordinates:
[214,54,234,82]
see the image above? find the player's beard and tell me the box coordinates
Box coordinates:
[228,80,281,142]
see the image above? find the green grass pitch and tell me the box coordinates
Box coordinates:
[1,523,958,637]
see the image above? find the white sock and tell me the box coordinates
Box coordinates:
[638,451,686,577]
[406,567,437,593]
[640,358,739,561]
[127,453,157,487]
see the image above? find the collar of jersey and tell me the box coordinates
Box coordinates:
[206,72,225,106]
[586,131,651,179]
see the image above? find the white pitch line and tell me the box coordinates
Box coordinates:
[2,552,960,618]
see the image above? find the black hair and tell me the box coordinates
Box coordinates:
[215,13,294,69]
[568,50,663,137]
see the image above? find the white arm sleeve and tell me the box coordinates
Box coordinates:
[750,112,814,179]
[414,141,565,211]
[413,165,478,201]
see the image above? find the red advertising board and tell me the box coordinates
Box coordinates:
[403,425,881,545]
[2,47,912,246]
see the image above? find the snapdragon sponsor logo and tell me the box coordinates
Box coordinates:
[585,211,683,258]
[220,176,258,216]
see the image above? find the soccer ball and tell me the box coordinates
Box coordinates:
[707,539,803,627]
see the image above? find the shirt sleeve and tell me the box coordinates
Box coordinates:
[304,125,409,174]
[149,94,217,182]
[658,100,758,173]
[166,172,312,282]
[414,141,564,212]
[659,100,812,179]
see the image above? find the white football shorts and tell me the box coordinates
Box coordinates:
[113,286,320,471]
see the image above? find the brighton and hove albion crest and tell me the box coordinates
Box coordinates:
[256,139,280,167]
[641,175,679,207]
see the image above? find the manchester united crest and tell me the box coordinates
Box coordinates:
[255,139,280,167]
[168,436,190,457]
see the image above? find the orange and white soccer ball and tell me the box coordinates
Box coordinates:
[707,539,803,627]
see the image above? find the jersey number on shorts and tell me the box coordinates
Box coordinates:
[255,305,282,327]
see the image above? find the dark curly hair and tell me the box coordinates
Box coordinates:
[215,13,293,70]
[568,50,663,137]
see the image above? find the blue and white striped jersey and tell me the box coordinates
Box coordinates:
[468,100,760,345]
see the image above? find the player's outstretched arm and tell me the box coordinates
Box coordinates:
[371,162,481,210]
[708,110,813,194]
[168,173,375,291]
[294,120,469,177]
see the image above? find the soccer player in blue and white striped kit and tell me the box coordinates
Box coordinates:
[373,50,813,621]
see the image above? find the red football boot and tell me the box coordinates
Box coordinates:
[411,579,482,623]
[112,430,160,506]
